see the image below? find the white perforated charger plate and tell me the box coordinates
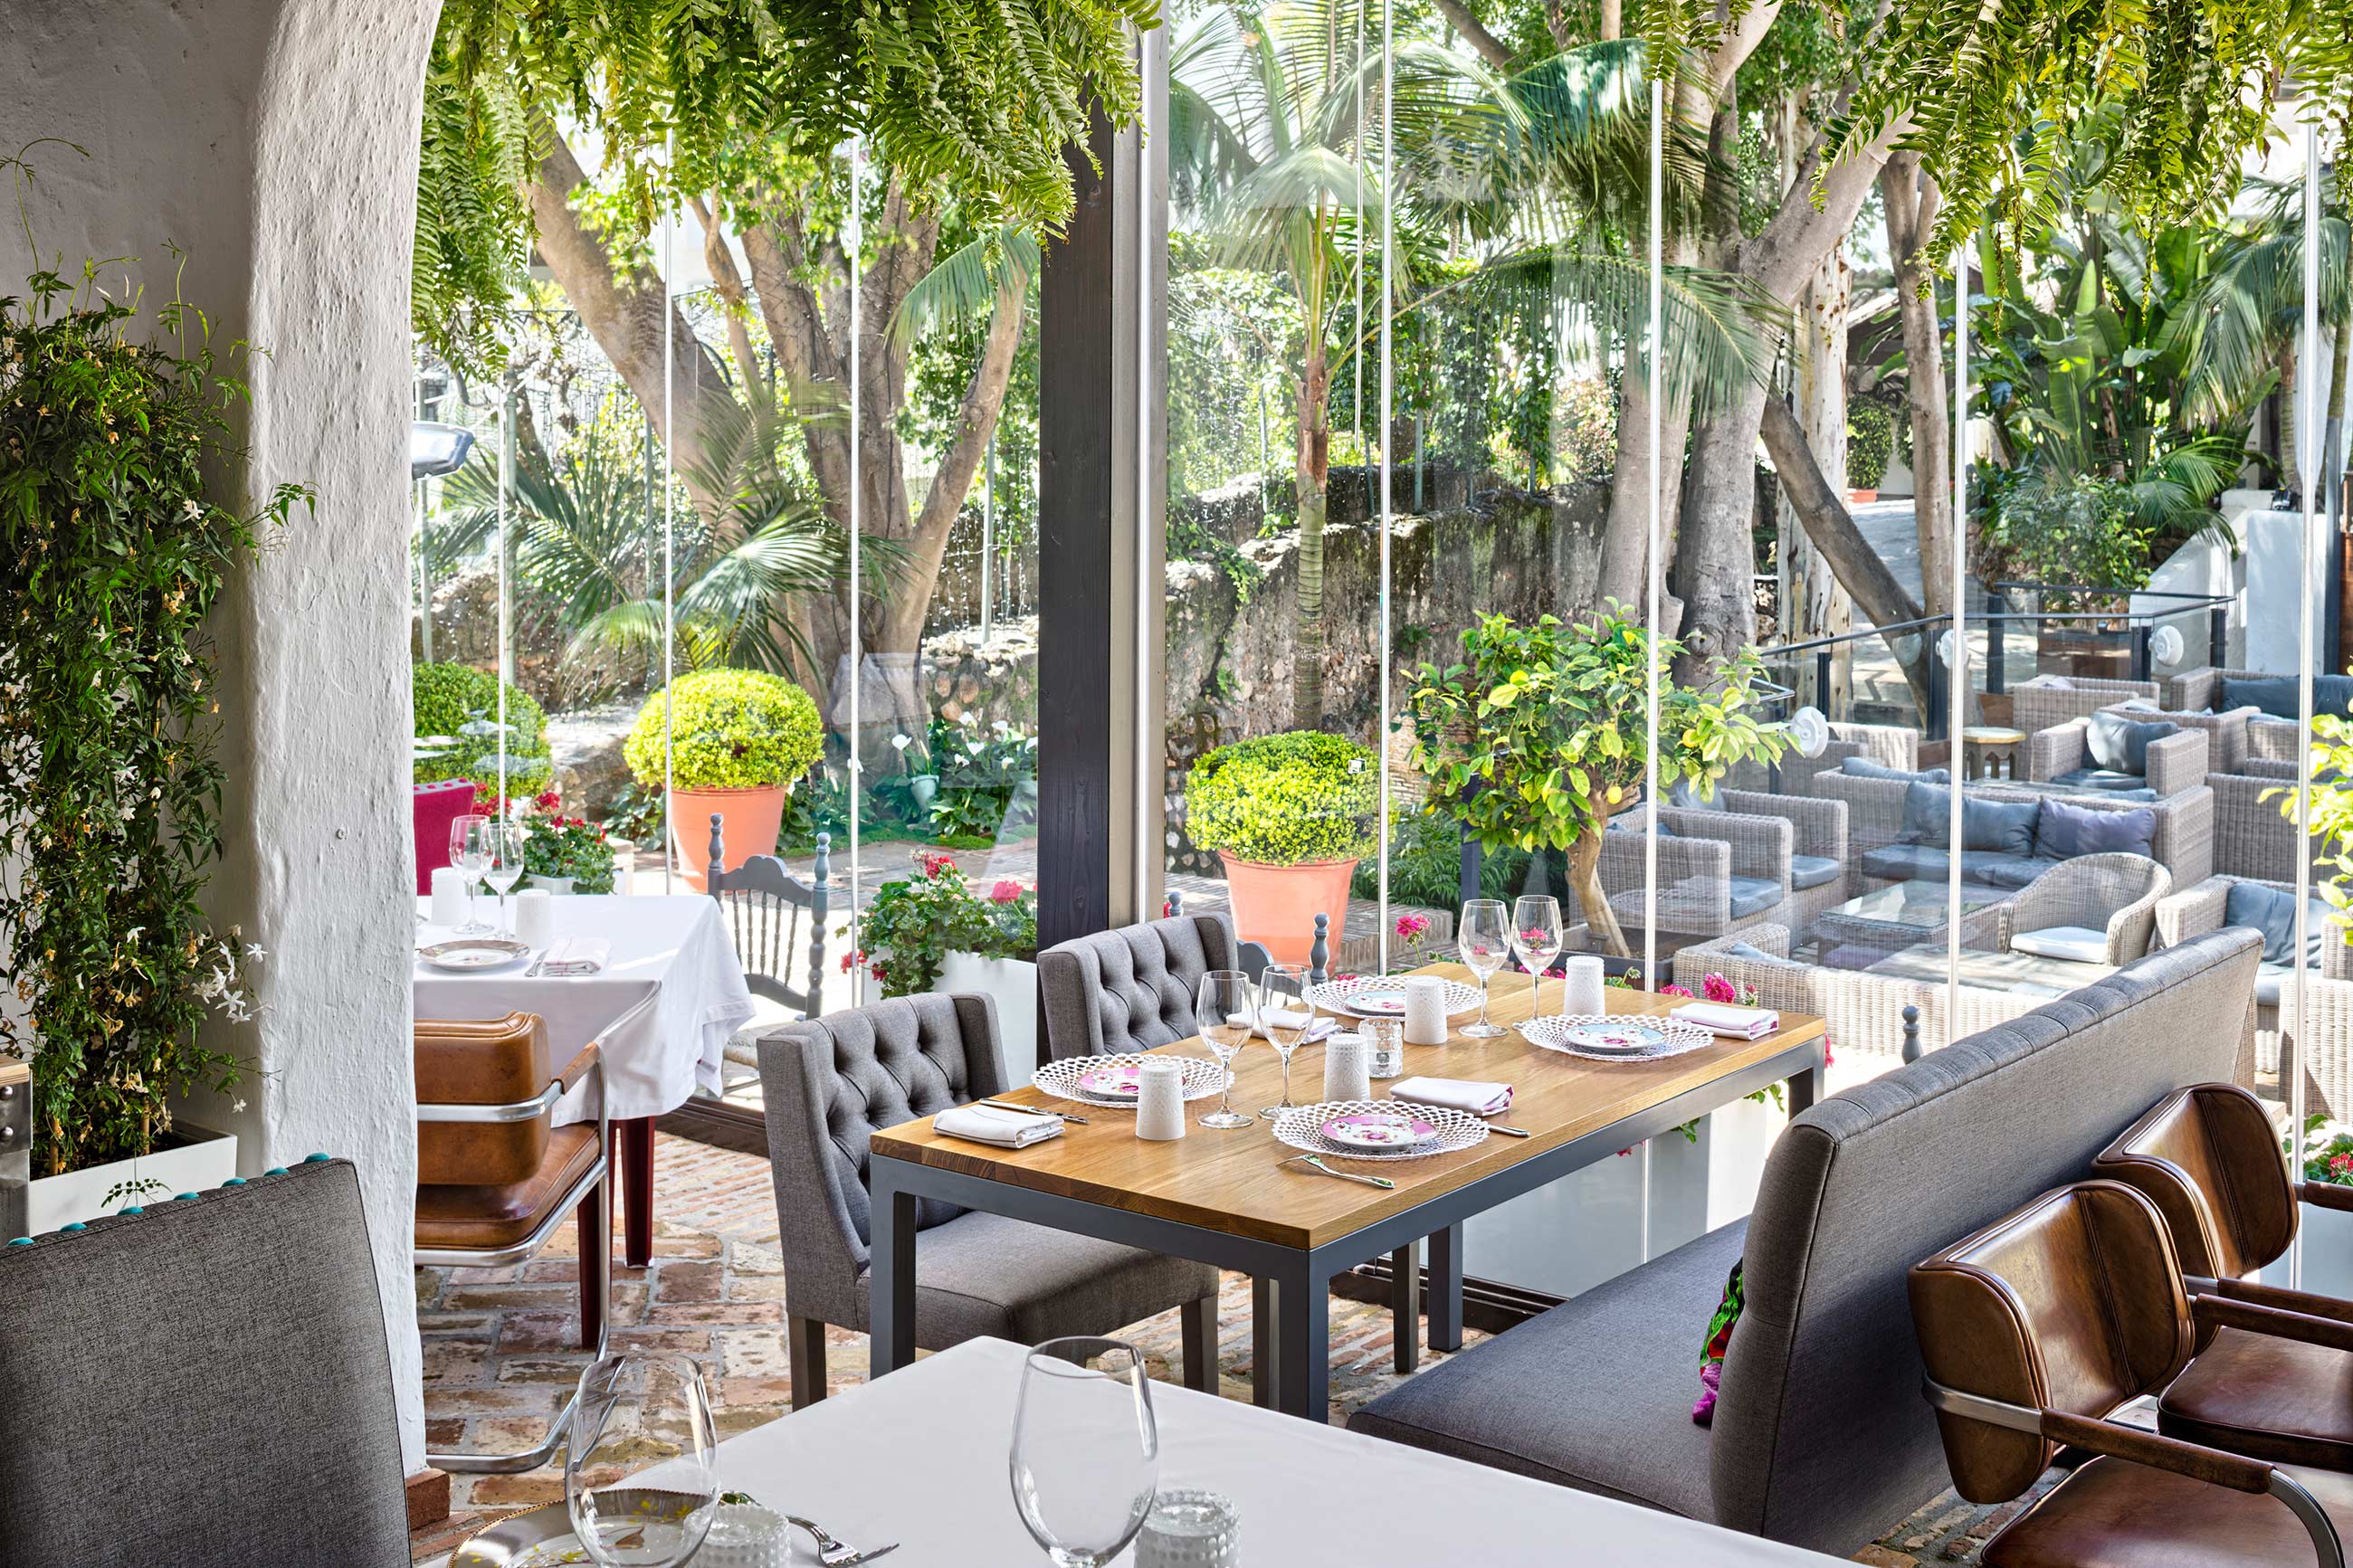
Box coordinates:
[1516,1012,1713,1062]
[1272,1098,1491,1162]
[1034,1051,1229,1110]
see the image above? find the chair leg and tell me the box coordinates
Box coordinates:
[1180,1294,1216,1392]
[787,1314,828,1411]
[575,1175,609,1354]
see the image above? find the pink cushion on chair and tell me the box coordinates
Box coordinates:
[412,780,479,894]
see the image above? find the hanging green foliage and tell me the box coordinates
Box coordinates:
[0,221,311,1177]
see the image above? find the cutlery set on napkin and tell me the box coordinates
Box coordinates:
[1669,1001,1779,1040]
[529,936,610,977]
[931,1104,1066,1149]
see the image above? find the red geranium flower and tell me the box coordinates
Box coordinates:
[989,879,1024,904]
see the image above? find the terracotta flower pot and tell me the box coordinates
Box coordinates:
[1845,487,1878,504]
[1218,851,1358,966]
[672,784,788,893]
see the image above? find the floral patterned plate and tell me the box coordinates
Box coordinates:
[1517,1013,1713,1061]
[1035,1051,1229,1109]
[1306,975,1483,1019]
[1319,1111,1439,1151]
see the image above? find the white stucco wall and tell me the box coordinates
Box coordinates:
[0,0,439,1470]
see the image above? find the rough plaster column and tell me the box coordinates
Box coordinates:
[0,0,440,1469]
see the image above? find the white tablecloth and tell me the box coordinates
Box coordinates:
[413,895,754,1124]
[530,1338,1843,1566]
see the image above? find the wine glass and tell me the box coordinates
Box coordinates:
[1258,964,1313,1121]
[1458,898,1511,1038]
[566,1352,719,1567]
[1194,971,1257,1128]
[448,813,492,934]
[1009,1337,1158,1567]
[482,820,528,936]
[1511,895,1564,1017]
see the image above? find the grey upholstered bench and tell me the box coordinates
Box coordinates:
[1348,927,2264,1555]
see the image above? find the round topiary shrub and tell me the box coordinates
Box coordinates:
[625,669,825,792]
[411,660,550,791]
[1184,730,1384,865]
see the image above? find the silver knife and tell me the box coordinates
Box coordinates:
[980,1099,1086,1125]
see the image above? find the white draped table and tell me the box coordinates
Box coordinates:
[430,1337,1846,1565]
[413,894,753,1265]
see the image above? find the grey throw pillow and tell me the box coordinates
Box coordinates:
[2219,672,2353,720]
[1899,783,2040,856]
[2223,879,2330,966]
[1840,756,1951,784]
[2086,710,2178,775]
[2033,797,2157,860]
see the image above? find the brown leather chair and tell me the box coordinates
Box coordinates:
[414,1010,610,1474]
[1910,1181,2352,1567]
[2095,1082,2353,1470]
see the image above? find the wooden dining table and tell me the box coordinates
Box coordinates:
[867,962,1829,1421]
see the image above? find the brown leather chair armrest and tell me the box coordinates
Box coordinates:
[557,1041,601,1093]
[2211,1274,2353,1326]
[2039,1409,2272,1495]
[2193,1291,2353,1355]
[2300,1180,2353,1215]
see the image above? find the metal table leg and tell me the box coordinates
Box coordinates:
[1392,1240,1421,1373]
[1788,1060,1823,1115]
[1276,1257,1329,1421]
[1427,1223,1464,1352]
[867,1161,918,1381]
[1252,1275,1280,1408]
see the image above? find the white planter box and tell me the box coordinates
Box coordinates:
[936,952,1040,1084]
[26,1123,238,1233]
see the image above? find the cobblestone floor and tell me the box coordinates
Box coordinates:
[410,1130,2023,1565]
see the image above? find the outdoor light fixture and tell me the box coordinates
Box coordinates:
[1788,706,1832,758]
[2149,624,2185,669]
[410,421,478,480]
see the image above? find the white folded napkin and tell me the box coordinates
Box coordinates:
[538,936,611,977]
[1245,1010,1340,1045]
[932,1104,1063,1150]
[1389,1076,1514,1116]
[1671,1001,1777,1040]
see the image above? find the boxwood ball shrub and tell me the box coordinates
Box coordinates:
[1184,730,1384,866]
[412,660,550,790]
[626,669,824,792]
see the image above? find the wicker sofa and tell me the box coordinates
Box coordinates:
[2163,666,2345,763]
[2024,716,2208,796]
[2157,873,2348,1118]
[1809,774,2214,890]
[2007,674,2158,739]
[1731,720,1920,799]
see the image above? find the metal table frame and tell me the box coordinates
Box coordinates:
[868,1037,1824,1420]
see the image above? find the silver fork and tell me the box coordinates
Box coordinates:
[1282,1154,1396,1190]
[786,1515,899,1565]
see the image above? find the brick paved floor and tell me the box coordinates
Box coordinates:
[410,1130,2017,1565]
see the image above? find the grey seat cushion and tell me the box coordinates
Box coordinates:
[1350,1221,1744,1517]
[1038,914,1241,1060]
[1859,844,2042,891]
[1866,942,2104,998]
[2008,925,2110,964]
[0,1161,410,1567]
[1727,876,1783,919]
[854,1210,1218,1346]
[1788,855,1841,892]
[2052,766,2151,792]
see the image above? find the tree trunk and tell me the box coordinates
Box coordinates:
[1881,152,1953,618]
[1294,344,1331,730]
[1786,240,1853,703]
[1760,395,1933,709]
[1431,0,1512,66]
[2282,344,2302,500]
[1565,827,1627,958]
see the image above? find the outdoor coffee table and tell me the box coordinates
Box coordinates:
[1809,878,2012,966]
[863,963,1827,1421]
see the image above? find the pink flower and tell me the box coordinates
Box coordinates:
[534,790,560,813]
[840,947,867,974]
[1518,927,1552,946]
[1822,1036,1835,1068]
[1660,983,1694,999]
[1396,912,1431,940]
[989,879,1024,904]
[1702,973,1739,1004]
[918,851,959,879]
[2330,1152,2351,1176]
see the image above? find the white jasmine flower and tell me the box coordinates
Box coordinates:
[231,1098,247,1114]
[182,499,201,518]
[243,943,267,961]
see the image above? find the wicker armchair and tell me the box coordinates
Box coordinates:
[2211,759,2328,882]
[1672,923,2053,1062]
[2157,873,2348,1118]
[2024,717,2208,796]
[1766,721,1922,799]
[1948,852,2170,966]
[2093,700,2255,774]
[2008,675,2159,739]
[2163,665,2303,762]
[1587,805,1791,943]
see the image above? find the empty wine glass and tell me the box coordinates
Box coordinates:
[482,820,528,936]
[566,1352,719,1567]
[1511,895,1563,1018]
[1458,898,1511,1038]
[448,813,492,934]
[1258,964,1313,1121]
[1009,1337,1158,1567]
[1195,971,1257,1128]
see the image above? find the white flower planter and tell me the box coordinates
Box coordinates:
[936,952,1040,1084]
[24,1123,238,1234]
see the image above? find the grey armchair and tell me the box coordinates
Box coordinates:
[2007,674,2158,738]
[1588,804,1795,944]
[1038,911,1244,1061]
[2025,715,2208,796]
[2157,873,2346,1117]
[2213,758,2330,882]
[0,1159,410,1566]
[757,993,1220,1408]
[1953,851,2171,967]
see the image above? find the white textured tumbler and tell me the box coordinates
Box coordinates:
[1136,1057,1187,1141]
[1561,955,1605,1018]
[1402,975,1450,1046]
[1321,1033,1371,1103]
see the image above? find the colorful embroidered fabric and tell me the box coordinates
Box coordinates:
[1693,1259,1744,1426]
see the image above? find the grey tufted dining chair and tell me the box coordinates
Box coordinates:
[757,992,1221,1408]
[1037,911,1245,1062]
